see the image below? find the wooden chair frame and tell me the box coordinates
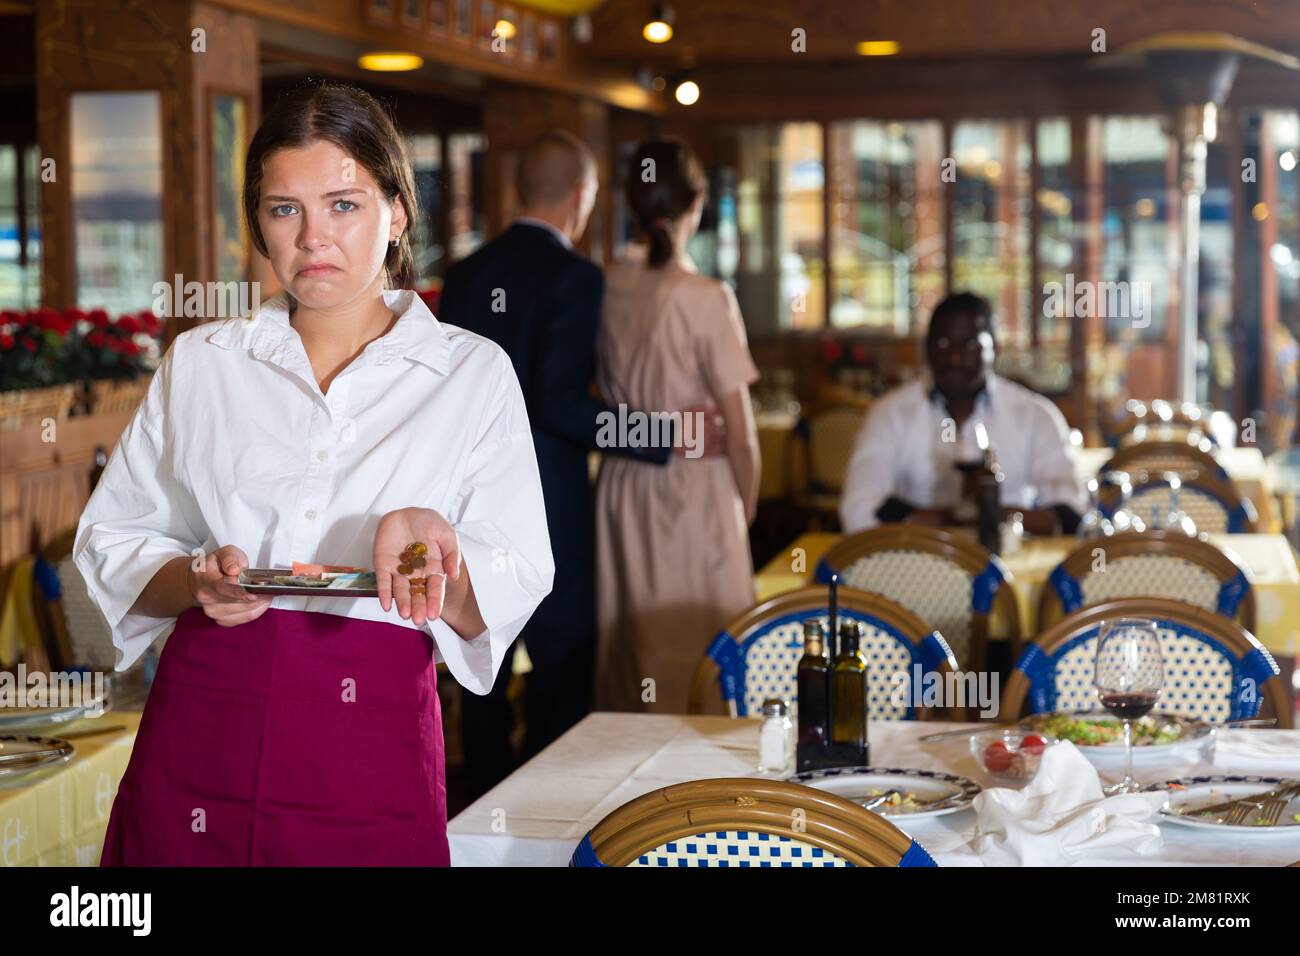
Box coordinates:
[814,525,1020,674]
[1003,597,1291,727]
[687,585,959,720]
[1106,439,1228,482]
[579,777,928,867]
[1037,529,1256,634]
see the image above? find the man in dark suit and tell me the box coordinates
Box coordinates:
[440,131,676,800]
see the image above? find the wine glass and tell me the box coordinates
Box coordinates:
[1093,618,1164,794]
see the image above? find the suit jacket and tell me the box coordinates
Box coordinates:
[439,222,666,654]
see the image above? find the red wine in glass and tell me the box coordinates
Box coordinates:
[1100,692,1158,721]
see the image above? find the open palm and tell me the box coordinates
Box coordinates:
[373,507,461,627]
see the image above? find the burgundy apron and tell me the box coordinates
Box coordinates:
[101,607,450,866]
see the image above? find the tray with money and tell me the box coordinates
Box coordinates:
[238,563,380,597]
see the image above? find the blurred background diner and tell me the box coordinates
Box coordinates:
[3,1,1300,857]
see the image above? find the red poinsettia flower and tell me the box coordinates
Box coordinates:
[116,315,139,334]
[0,332,13,350]
[89,309,111,328]
[21,337,36,353]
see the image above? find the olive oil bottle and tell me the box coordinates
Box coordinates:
[796,619,831,770]
[830,619,869,764]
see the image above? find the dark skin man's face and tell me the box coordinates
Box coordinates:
[926,311,996,403]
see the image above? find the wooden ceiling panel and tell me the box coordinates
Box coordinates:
[584,0,1300,63]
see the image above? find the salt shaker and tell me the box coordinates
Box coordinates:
[758,697,794,774]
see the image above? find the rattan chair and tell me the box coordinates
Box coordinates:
[687,586,958,720]
[1038,530,1255,633]
[1003,597,1290,727]
[1120,471,1258,534]
[791,403,869,528]
[1107,438,1228,483]
[814,525,1018,673]
[570,777,938,867]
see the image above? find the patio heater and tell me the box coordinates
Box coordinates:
[1105,33,1299,404]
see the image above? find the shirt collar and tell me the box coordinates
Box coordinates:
[205,288,451,375]
[927,371,999,410]
[511,216,572,250]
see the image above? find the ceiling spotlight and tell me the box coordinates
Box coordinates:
[358,52,424,72]
[643,5,674,43]
[493,19,517,40]
[856,40,900,56]
[675,79,699,105]
[1281,150,1297,171]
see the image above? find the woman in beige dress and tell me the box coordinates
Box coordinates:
[595,139,761,713]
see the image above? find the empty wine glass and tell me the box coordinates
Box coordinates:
[1093,618,1164,794]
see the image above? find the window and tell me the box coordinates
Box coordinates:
[0,144,41,309]
[70,92,164,314]
[446,132,485,263]
[405,133,444,286]
[951,119,1032,350]
[827,120,944,333]
[733,123,825,333]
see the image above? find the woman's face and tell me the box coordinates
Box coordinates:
[257,139,407,310]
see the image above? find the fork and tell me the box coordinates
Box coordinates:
[1224,803,1259,825]
[1254,798,1291,827]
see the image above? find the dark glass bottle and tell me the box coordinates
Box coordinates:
[975,447,1004,555]
[831,620,868,760]
[796,620,831,770]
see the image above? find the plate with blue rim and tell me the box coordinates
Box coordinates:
[1143,774,1300,834]
[786,766,981,818]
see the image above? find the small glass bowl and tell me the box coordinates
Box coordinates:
[969,730,1057,787]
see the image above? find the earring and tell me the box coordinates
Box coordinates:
[389,237,399,247]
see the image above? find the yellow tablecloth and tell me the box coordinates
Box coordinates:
[0,712,140,866]
[756,532,1300,656]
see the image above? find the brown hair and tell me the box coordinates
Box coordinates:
[624,138,706,268]
[516,130,595,209]
[243,80,419,290]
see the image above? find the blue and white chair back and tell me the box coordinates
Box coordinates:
[1119,476,1256,534]
[571,778,939,868]
[1041,530,1254,632]
[692,587,956,720]
[815,526,1018,672]
[1006,598,1289,726]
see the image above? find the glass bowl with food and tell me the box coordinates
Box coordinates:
[970,730,1056,787]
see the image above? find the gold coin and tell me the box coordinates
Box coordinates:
[406,542,428,556]
[409,556,427,569]
[397,563,413,575]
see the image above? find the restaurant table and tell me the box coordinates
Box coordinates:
[0,711,141,866]
[755,532,1300,657]
[1072,445,1282,533]
[446,712,1300,867]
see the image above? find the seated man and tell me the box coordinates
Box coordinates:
[840,292,1087,536]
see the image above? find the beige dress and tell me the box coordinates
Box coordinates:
[595,248,759,713]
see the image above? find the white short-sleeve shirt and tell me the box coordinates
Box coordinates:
[73,289,555,695]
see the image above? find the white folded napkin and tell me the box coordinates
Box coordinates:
[970,740,1167,866]
[1212,730,1300,775]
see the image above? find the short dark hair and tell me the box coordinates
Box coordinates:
[515,130,595,209]
[243,81,419,290]
[927,292,995,337]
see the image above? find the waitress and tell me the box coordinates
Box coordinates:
[73,81,553,866]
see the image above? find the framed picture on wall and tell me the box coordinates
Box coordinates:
[208,91,250,284]
[520,11,536,62]
[478,0,497,51]
[365,0,396,27]
[401,0,424,29]
[454,0,472,41]
[539,18,559,64]
[427,0,449,34]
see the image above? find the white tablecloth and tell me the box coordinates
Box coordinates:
[447,713,1300,867]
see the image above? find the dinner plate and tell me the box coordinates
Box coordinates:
[0,734,76,787]
[786,766,981,818]
[1019,712,1216,764]
[0,703,98,733]
[1144,775,1300,834]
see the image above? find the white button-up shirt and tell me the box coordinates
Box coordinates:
[73,289,554,695]
[839,373,1088,532]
